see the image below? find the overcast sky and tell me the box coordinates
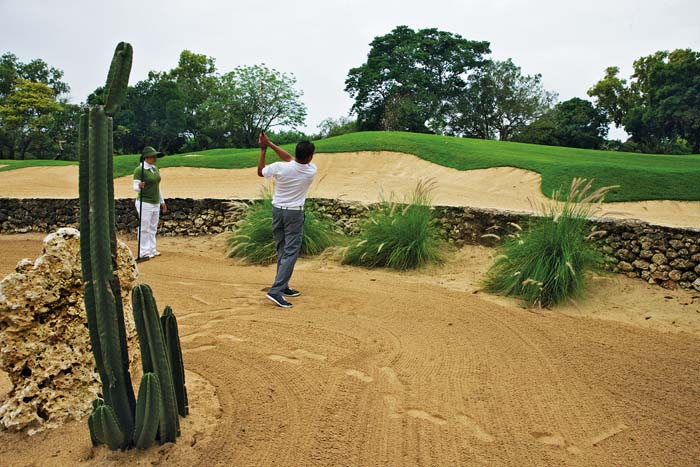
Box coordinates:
[2,0,699,139]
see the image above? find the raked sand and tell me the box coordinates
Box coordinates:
[0,234,698,466]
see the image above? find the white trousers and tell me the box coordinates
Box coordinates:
[135,200,160,257]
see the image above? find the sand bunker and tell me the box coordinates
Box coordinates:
[1,152,699,228]
[0,234,698,466]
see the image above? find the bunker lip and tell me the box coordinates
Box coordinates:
[0,151,699,228]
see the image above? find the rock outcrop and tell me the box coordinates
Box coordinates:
[0,228,138,434]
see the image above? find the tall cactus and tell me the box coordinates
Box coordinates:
[80,42,188,451]
[79,46,136,446]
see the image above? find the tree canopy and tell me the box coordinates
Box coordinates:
[206,64,307,147]
[451,59,556,140]
[86,53,308,154]
[345,26,491,133]
[588,49,700,153]
[0,53,76,159]
[513,97,608,149]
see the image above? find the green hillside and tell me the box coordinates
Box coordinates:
[2,131,700,202]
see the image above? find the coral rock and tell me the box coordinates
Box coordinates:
[0,228,138,434]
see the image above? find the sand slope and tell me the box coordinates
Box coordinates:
[0,235,699,466]
[1,152,699,228]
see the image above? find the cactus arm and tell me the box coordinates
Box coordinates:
[104,42,132,116]
[133,373,162,449]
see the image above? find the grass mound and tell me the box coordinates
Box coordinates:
[483,178,616,307]
[342,179,444,270]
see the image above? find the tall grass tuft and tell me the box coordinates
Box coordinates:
[483,178,618,307]
[226,186,336,264]
[342,179,444,270]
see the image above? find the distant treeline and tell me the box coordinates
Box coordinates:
[1,26,698,160]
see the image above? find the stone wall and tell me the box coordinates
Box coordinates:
[1,198,699,290]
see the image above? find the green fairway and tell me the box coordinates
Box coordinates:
[2,131,700,202]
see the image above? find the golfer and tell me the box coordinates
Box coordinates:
[133,146,166,259]
[257,131,317,308]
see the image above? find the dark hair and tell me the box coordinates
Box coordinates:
[295,140,315,162]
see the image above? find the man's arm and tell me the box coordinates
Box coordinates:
[261,131,292,162]
[257,133,267,177]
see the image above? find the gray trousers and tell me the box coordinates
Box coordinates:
[269,207,304,295]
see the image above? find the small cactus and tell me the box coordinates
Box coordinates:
[133,373,161,449]
[162,305,189,417]
[132,285,180,443]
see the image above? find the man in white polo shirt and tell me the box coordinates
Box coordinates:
[257,131,317,308]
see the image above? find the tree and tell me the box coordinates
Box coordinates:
[0,52,71,159]
[345,26,490,133]
[115,72,187,154]
[317,116,357,138]
[513,98,608,149]
[0,79,63,159]
[169,50,218,150]
[588,49,700,153]
[206,64,307,147]
[0,52,69,98]
[451,59,556,140]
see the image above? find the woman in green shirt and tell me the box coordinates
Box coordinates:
[133,146,166,259]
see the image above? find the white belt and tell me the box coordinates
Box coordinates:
[272,204,304,211]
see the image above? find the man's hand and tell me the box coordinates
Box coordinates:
[161,202,167,214]
[260,131,272,147]
[139,181,145,189]
[258,132,267,148]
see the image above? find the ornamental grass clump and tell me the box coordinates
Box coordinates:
[226,187,336,264]
[483,178,617,307]
[342,179,444,270]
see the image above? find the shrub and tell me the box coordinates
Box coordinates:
[226,187,336,264]
[342,179,444,270]
[483,178,617,307]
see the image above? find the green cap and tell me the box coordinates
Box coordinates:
[140,146,163,162]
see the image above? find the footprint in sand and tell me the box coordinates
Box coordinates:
[292,349,327,361]
[405,409,447,426]
[191,295,213,305]
[219,334,246,343]
[383,395,403,419]
[180,332,211,343]
[202,317,228,329]
[184,344,217,353]
[345,369,373,383]
[379,367,403,388]
[456,414,494,442]
[588,423,629,446]
[268,355,301,365]
[531,432,581,455]
[382,395,446,425]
